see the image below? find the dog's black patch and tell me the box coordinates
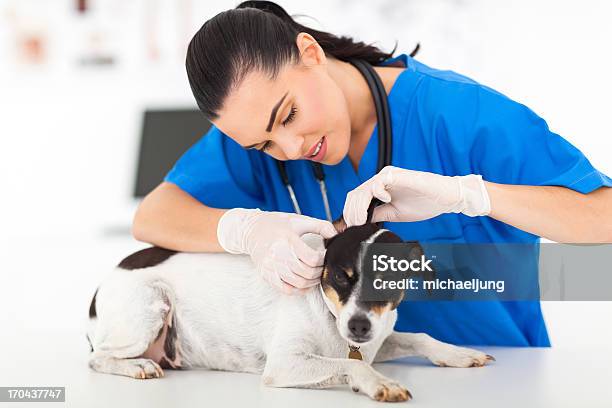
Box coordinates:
[88,288,98,318]
[357,235,426,311]
[117,246,177,270]
[323,223,381,304]
[87,289,98,351]
[159,356,182,370]
[159,356,171,369]
[164,314,178,361]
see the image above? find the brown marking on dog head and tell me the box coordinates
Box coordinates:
[323,284,343,314]
[370,302,392,316]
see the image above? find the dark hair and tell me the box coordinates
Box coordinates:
[186,1,418,121]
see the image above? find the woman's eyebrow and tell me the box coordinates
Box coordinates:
[242,91,289,149]
[266,91,289,132]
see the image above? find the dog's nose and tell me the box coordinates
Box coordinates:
[348,316,371,337]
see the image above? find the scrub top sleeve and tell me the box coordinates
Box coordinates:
[453,84,612,194]
[164,126,268,209]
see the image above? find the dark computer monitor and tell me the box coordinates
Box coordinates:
[133,108,210,198]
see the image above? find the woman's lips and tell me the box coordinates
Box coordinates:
[303,137,323,158]
[303,136,327,162]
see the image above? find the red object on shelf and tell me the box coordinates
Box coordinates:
[77,0,88,13]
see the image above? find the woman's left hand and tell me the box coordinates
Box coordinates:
[343,166,492,226]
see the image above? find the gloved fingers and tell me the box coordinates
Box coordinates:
[276,277,309,295]
[288,252,325,281]
[289,215,337,239]
[372,200,441,222]
[267,237,324,279]
[371,203,431,223]
[390,168,445,196]
[256,240,318,295]
[279,266,321,289]
[343,187,374,227]
[371,203,399,223]
[291,260,324,281]
[263,264,309,295]
[372,180,392,203]
[289,234,326,268]
[343,170,398,227]
[378,166,443,195]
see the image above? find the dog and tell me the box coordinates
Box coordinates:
[87,220,494,402]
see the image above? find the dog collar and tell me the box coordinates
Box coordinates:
[319,285,362,360]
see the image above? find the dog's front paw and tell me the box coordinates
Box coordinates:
[373,380,412,403]
[125,358,165,379]
[350,374,412,402]
[428,344,495,368]
[89,356,165,379]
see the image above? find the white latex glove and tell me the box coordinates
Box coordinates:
[343,166,491,226]
[217,208,338,295]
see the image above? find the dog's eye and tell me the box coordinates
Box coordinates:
[334,268,350,286]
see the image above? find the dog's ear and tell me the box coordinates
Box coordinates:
[323,216,347,248]
[367,198,385,228]
[332,217,347,234]
[404,241,424,261]
[404,240,436,288]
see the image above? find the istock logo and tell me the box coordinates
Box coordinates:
[372,254,433,273]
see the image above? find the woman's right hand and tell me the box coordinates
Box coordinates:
[217,208,338,295]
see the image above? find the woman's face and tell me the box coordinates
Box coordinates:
[213,33,351,165]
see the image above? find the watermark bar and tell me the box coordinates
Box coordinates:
[0,387,65,402]
[359,242,612,302]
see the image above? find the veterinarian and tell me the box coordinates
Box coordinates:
[133,1,612,347]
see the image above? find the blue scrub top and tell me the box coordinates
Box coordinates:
[165,53,612,347]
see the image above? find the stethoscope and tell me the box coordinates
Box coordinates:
[275,58,393,222]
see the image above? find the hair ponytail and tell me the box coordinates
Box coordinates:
[236,1,398,65]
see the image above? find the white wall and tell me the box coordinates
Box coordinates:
[1,0,610,347]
